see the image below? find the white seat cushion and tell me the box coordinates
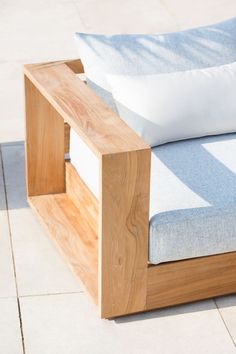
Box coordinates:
[70,130,236,264]
[149,133,236,264]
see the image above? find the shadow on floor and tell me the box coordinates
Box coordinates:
[114,295,236,324]
[0,141,28,210]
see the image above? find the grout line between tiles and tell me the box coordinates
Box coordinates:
[0,144,26,354]
[19,290,84,299]
[214,298,236,348]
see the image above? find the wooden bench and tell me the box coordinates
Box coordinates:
[24,59,236,318]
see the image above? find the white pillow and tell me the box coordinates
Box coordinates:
[106,61,236,146]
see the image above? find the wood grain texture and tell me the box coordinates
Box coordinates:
[66,162,98,225]
[25,75,65,196]
[147,252,236,310]
[65,59,84,74]
[24,61,149,157]
[99,149,151,318]
[64,123,70,154]
[29,192,98,304]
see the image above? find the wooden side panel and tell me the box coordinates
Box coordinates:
[147,252,236,310]
[25,76,65,196]
[66,162,98,227]
[99,149,151,318]
[29,192,98,304]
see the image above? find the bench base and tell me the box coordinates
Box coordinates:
[29,164,236,317]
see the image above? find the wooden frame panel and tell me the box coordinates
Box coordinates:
[24,58,236,318]
[24,59,150,318]
[147,252,236,310]
[25,76,65,196]
[100,150,150,318]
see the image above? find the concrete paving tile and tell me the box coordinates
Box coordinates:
[0,153,16,297]
[0,115,24,144]
[0,62,23,81]
[20,293,236,354]
[1,144,82,296]
[0,1,84,61]
[0,297,23,354]
[0,209,17,298]
[6,207,82,296]
[162,0,236,30]
[0,0,84,142]
[215,295,236,345]
[74,0,180,34]
[1,0,75,7]
[0,86,24,143]
[0,63,24,143]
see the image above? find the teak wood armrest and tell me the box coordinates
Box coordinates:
[24,59,149,156]
[24,59,236,319]
[24,59,151,318]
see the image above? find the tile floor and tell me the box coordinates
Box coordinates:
[1,0,236,353]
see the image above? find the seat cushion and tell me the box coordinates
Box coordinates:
[149,133,236,264]
[69,129,236,265]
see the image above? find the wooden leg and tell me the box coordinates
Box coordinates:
[99,149,150,318]
[24,76,65,196]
